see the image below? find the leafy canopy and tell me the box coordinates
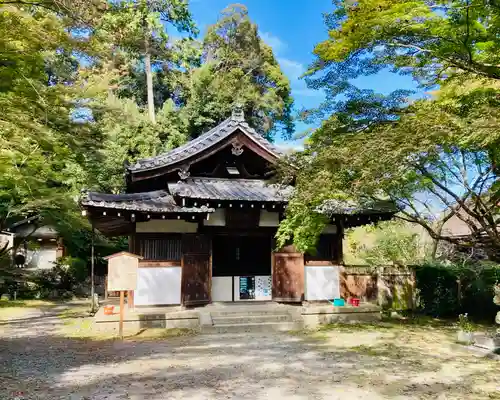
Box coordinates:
[182,4,294,140]
[278,0,500,258]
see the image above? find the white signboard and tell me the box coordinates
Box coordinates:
[135,267,182,306]
[106,252,140,291]
[305,266,340,301]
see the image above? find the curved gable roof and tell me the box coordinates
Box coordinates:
[127,114,284,175]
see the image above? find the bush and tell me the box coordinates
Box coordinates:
[415,261,500,321]
[26,257,88,299]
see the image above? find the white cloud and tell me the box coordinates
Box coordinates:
[278,58,305,81]
[276,142,305,153]
[259,31,287,54]
[293,88,324,98]
[257,37,324,103]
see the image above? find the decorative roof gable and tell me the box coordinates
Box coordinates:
[127,109,284,175]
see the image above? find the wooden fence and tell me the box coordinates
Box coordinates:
[341,265,416,310]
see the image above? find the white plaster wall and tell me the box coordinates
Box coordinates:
[134,267,182,306]
[211,276,232,301]
[203,209,226,227]
[27,245,58,269]
[136,219,198,233]
[233,276,240,301]
[259,210,280,227]
[305,266,340,301]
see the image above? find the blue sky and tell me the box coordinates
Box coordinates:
[188,0,419,146]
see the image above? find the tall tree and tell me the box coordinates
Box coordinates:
[0,1,111,256]
[278,0,500,258]
[182,4,294,139]
[99,0,198,123]
[94,95,187,193]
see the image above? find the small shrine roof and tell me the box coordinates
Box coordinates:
[81,190,214,213]
[168,178,293,203]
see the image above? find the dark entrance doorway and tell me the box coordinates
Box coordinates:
[212,235,271,277]
[212,234,272,301]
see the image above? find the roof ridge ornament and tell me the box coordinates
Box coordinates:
[231,141,244,156]
[231,104,245,122]
[178,164,190,180]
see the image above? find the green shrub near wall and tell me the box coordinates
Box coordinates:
[415,262,500,321]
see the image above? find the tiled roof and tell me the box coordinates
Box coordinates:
[168,178,293,202]
[127,115,284,173]
[81,191,214,213]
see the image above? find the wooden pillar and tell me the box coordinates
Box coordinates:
[336,222,344,264]
[104,276,108,300]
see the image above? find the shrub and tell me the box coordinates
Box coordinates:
[458,313,473,332]
[415,261,500,321]
[27,257,88,299]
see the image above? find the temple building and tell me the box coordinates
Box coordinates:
[81,108,395,307]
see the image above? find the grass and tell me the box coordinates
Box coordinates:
[56,303,197,341]
[0,299,57,319]
[60,322,197,341]
[0,299,56,309]
[58,303,91,319]
[308,315,463,335]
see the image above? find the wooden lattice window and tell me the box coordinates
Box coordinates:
[136,234,182,260]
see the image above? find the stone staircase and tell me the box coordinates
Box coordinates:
[200,303,303,334]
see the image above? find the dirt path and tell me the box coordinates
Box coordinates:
[0,311,498,400]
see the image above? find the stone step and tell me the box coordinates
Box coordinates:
[202,321,302,334]
[208,309,290,318]
[211,313,292,325]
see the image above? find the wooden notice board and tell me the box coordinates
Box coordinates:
[105,252,142,291]
[104,252,143,339]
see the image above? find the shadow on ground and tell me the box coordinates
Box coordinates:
[0,311,498,399]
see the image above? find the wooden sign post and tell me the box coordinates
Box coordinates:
[104,252,143,339]
[119,290,125,338]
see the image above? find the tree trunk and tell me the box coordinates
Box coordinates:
[144,33,156,124]
[430,238,439,260]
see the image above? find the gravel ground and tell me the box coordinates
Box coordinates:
[0,307,499,400]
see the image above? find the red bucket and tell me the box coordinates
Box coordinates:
[103,305,114,315]
[351,298,360,307]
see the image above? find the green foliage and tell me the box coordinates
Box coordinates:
[99,0,200,109]
[0,2,110,240]
[280,0,500,257]
[458,313,474,332]
[182,4,294,139]
[415,261,500,320]
[16,257,89,299]
[346,220,428,265]
[494,282,500,306]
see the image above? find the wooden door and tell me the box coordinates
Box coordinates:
[272,252,304,302]
[181,253,210,306]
